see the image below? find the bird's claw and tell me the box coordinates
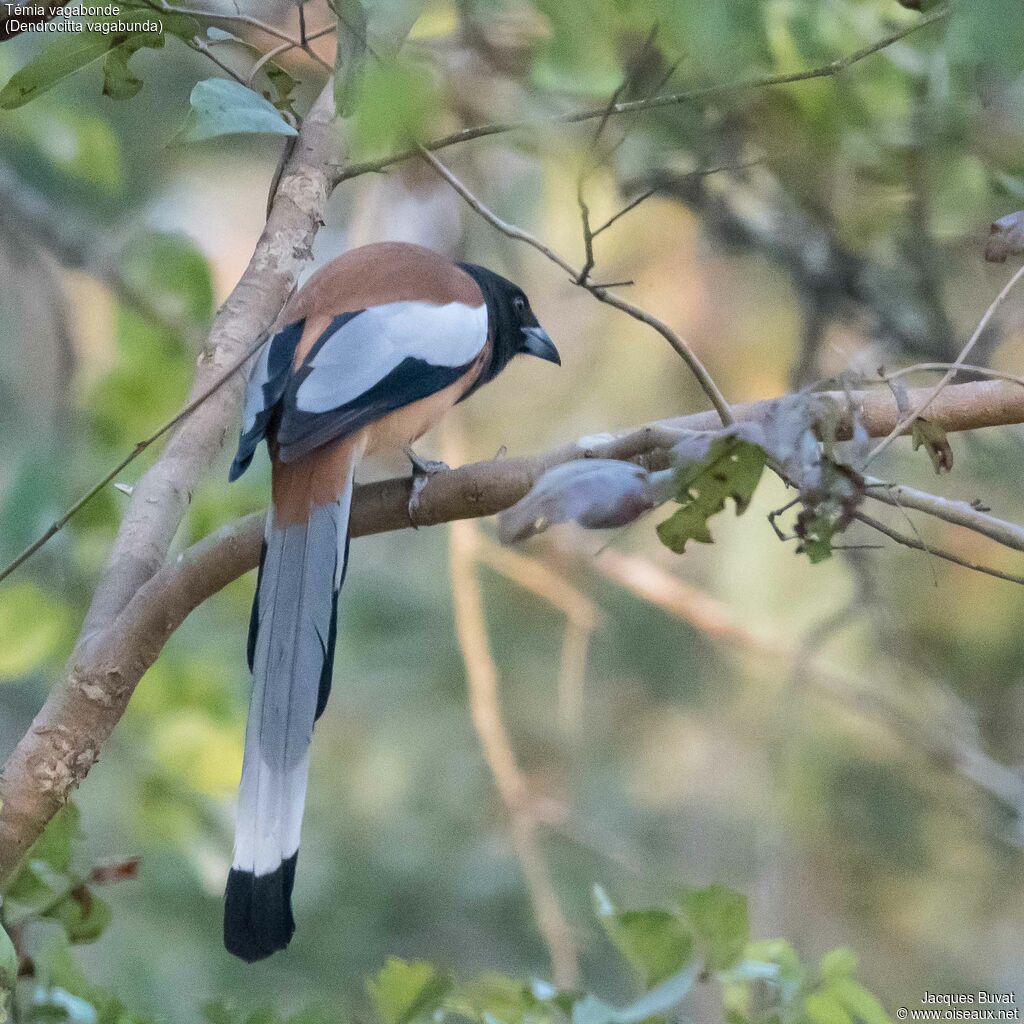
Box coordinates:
[405,447,450,527]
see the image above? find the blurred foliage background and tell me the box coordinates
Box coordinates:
[2,0,1024,1019]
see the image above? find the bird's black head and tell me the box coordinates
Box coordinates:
[457,262,560,389]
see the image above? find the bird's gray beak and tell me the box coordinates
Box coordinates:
[521,326,561,365]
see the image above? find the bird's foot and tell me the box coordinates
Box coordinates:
[405,446,450,527]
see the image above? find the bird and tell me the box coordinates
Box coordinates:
[223,241,560,962]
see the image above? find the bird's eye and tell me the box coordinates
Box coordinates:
[513,295,527,315]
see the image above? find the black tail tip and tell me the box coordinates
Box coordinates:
[224,856,297,962]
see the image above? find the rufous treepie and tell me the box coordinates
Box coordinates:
[224,241,560,962]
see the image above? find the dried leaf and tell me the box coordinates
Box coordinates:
[911,417,953,473]
[986,211,1024,263]
[88,857,141,885]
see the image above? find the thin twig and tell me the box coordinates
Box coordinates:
[147,0,333,69]
[866,261,1024,464]
[418,145,735,426]
[881,362,1024,390]
[854,510,1024,586]
[189,34,249,85]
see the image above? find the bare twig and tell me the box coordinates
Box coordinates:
[418,145,735,426]
[146,0,333,69]
[853,510,1024,586]
[189,34,250,85]
[866,262,1024,464]
[881,362,1024,390]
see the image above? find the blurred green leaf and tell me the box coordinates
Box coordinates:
[351,58,440,155]
[679,884,748,972]
[805,990,854,1024]
[819,948,859,983]
[0,32,115,109]
[101,35,165,101]
[24,803,79,878]
[47,887,111,945]
[830,979,892,1024]
[178,79,298,143]
[656,438,766,553]
[119,231,214,329]
[368,958,451,1024]
[529,0,622,94]
[9,107,123,189]
[108,1,199,39]
[593,887,693,986]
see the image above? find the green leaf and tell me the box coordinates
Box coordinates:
[805,991,854,1024]
[264,63,298,115]
[3,804,81,924]
[593,888,693,987]
[351,57,440,156]
[47,887,111,945]
[178,79,298,143]
[0,31,115,109]
[102,35,165,101]
[334,0,369,116]
[367,958,451,1024]
[819,948,859,983]
[679,884,749,972]
[831,979,893,1024]
[910,418,953,474]
[25,803,80,877]
[118,1,198,38]
[656,437,766,553]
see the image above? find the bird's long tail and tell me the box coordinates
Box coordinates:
[224,446,357,962]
